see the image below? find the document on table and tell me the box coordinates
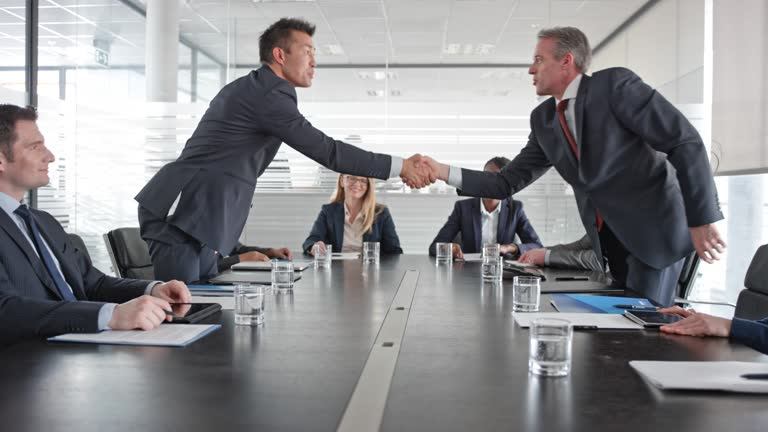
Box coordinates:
[332,252,360,260]
[192,296,234,310]
[512,312,643,329]
[48,324,221,347]
[630,361,768,393]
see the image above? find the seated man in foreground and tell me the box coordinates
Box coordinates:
[0,104,191,345]
[658,306,768,355]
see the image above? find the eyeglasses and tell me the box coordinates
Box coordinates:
[343,176,368,186]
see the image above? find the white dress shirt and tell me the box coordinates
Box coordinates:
[342,202,365,253]
[480,200,500,247]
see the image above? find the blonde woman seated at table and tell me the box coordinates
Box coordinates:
[303,174,403,256]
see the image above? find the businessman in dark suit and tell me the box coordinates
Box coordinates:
[428,156,542,259]
[423,27,725,306]
[0,104,191,344]
[136,18,432,282]
[519,235,603,272]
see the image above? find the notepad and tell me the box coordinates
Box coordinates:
[332,252,360,260]
[48,324,221,347]
[630,361,768,393]
[512,312,643,330]
[550,294,653,314]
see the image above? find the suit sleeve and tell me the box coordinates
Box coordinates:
[378,208,403,254]
[429,201,463,256]
[261,84,392,180]
[512,202,543,256]
[730,317,768,355]
[458,129,552,199]
[303,206,332,254]
[608,67,722,227]
[0,258,104,344]
[548,236,603,271]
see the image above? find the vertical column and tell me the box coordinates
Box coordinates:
[145,0,179,102]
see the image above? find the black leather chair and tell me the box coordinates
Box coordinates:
[103,228,155,280]
[676,251,701,300]
[735,244,768,320]
[67,233,92,264]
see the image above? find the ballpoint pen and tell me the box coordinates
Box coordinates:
[613,304,658,310]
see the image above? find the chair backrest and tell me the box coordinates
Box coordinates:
[676,251,701,300]
[103,227,155,280]
[735,244,768,320]
[67,233,92,264]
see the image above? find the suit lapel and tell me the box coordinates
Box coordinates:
[333,204,345,251]
[548,100,579,168]
[472,199,482,251]
[33,214,87,300]
[574,74,589,153]
[0,210,61,299]
[497,199,510,244]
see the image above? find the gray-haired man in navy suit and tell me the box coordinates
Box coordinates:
[0,104,191,345]
[424,27,726,306]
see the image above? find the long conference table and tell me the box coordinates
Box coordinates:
[1,255,766,432]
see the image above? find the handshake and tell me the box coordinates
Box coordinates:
[399,154,449,189]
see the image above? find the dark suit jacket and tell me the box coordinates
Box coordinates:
[428,198,541,257]
[136,66,393,256]
[302,203,403,255]
[730,318,768,355]
[459,68,722,275]
[0,209,149,344]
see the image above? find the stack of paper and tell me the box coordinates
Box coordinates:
[512,312,643,329]
[630,361,768,393]
[48,324,221,347]
[332,252,360,260]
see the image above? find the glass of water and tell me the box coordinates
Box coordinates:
[234,284,265,326]
[482,255,503,282]
[363,241,380,264]
[435,242,453,266]
[529,318,573,376]
[271,260,294,292]
[313,243,332,269]
[482,243,500,259]
[512,275,541,312]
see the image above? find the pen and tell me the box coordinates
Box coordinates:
[573,325,598,330]
[740,374,768,380]
[613,304,658,310]
[555,276,590,281]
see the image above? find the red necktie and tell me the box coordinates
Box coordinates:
[556,99,604,232]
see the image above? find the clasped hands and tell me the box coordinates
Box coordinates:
[400,154,449,189]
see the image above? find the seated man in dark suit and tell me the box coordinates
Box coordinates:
[0,104,191,345]
[518,234,603,271]
[217,242,293,272]
[658,306,768,355]
[428,156,542,259]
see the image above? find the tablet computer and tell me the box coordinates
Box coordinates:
[167,303,222,324]
[623,310,683,328]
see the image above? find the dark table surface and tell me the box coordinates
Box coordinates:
[1,255,765,432]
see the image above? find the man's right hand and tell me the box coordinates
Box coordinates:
[310,241,327,257]
[421,156,449,182]
[452,243,464,260]
[240,251,270,262]
[108,295,173,331]
[401,154,436,189]
[519,248,547,266]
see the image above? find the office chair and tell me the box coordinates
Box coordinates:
[734,244,768,320]
[103,227,155,280]
[676,251,701,300]
[67,233,92,264]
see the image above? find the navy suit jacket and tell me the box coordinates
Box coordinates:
[0,209,149,345]
[136,66,393,256]
[730,318,768,355]
[460,68,722,273]
[428,198,542,256]
[302,203,403,255]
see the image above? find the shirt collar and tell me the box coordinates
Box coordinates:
[0,191,23,219]
[480,199,500,217]
[343,202,363,223]
[556,73,583,105]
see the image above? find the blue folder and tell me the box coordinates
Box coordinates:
[550,294,653,314]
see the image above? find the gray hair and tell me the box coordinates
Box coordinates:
[537,27,592,73]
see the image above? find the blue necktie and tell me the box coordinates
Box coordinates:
[14,205,76,301]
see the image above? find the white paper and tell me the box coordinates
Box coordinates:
[513,312,643,329]
[48,324,220,347]
[231,261,272,270]
[504,260,538,269]
[630,361,768,393]
[461,253,483,262]
[192,296,234,310]
[332,253,360,260]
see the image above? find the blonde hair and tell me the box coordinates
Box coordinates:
[331,175,384,234]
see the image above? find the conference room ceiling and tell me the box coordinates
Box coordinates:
[0,0,652,101]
